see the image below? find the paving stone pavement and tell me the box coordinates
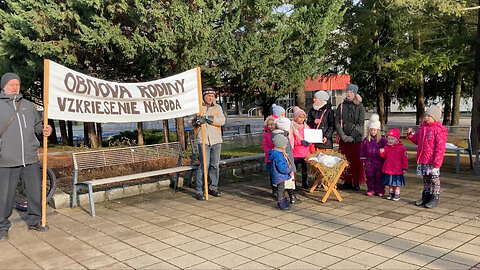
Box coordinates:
[1,170,480,270]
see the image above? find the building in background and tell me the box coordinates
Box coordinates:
[304,74,351,109]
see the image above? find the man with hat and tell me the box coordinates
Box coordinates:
[0,73,52,241]
[188,87,226,200]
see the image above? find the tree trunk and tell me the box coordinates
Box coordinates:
[471,0,480,153]
[443,93,452,126]
[236,98,243,116]
[96,123,102,148]
[295,88,306,110]
[416,74,425,125]
[376,75,386,128]
[163,120,170,143]
[59,120,68,146]
[175,118,186,150]
[452,71,462,126]
[67,121,73,146]
[137,122,144,145]
[83,122,89,146]
[85,122,98,148]
[47,119,57,144]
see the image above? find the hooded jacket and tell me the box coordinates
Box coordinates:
[188,100,226,146]
[360,136,387,177]
[271,130,296,172]
[379,142,408,175]
[407,121,448,168]
[335,98,365,143]
[307,102,335,149]
[268,149,292,184]
[0,92,43,167]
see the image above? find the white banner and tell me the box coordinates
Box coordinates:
[46,60,200,123]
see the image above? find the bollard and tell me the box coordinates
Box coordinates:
[245,124,251,134]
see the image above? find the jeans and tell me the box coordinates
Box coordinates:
[196,143,222,194]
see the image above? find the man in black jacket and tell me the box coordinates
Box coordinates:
[0,73,52,241]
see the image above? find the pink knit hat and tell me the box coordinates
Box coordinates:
[387,128,400,142]
[293,108,306,121]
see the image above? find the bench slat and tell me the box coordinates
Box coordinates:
[78,166,195,186]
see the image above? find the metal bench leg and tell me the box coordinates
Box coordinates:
[72,170,79,208]
[87,183,96,217]
[456,150,460,174]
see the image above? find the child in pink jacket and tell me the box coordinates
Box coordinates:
[290,107,311,189]
[380,128,408,201]
[407,105,448,208]
[262,116,277,198]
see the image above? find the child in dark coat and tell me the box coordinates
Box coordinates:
[360,114,387,196]
[268,135,293,210]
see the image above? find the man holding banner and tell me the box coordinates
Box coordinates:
[0,73,52,241]
[189,88,226,200]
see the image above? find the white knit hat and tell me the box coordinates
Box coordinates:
[368,114,381,130]
[314,91,329,102]
[275,117,291,132]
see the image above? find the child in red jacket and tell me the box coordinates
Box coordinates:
[263,116,277,198]
[407,106,448,208]
[380,128,408,201]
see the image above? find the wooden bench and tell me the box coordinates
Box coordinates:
[71,142,194,216]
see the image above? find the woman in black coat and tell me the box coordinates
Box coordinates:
[306,90,335,152]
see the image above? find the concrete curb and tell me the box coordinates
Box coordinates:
[51,162,262,209]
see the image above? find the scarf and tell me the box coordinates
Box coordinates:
[312,102,325,111]
[291,121,307,140]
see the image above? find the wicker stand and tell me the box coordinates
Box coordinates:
[307,153,349,203]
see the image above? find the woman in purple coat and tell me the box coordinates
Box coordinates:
[360,114,387,196]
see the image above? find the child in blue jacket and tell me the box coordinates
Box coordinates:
[268,135,293,210]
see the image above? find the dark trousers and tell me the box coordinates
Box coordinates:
[294,157,308,186]
[276,181,285,200]
[0,163,42,231]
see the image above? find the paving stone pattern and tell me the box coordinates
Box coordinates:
[1,171,480,269]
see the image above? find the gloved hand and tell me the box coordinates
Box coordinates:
[341,135,349,142]
[301,140,310,147]
[192,116,207,127]
[345,136,354,143]
[206,115,214,124]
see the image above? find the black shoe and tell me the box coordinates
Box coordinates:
[0,231,8,241]
[290,195,302,205]
[338,182,353,190]
[28,224,49,232]
[209,189,221,197]
[353,185,360,191]
[415,191,431,206]
[425,194,439,209]
[195,193,205,200]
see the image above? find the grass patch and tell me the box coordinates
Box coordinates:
[221,145,263,157]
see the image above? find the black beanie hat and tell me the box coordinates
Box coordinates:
[1,73,21,90]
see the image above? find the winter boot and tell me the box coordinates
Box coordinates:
[272,185,278,199]
[425,194,439,208]
[287,190,302,204]
[277,197,291,210]
[415,191,431,206]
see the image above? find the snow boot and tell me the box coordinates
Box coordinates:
[277,197,290,210]
[425,194,439,209]
[287,189,302,204]
[415,191,431,206]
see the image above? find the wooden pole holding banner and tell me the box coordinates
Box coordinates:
[41,59,50,227]
[196,67,209,200]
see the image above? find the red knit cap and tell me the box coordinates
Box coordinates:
[387,128,400,141]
